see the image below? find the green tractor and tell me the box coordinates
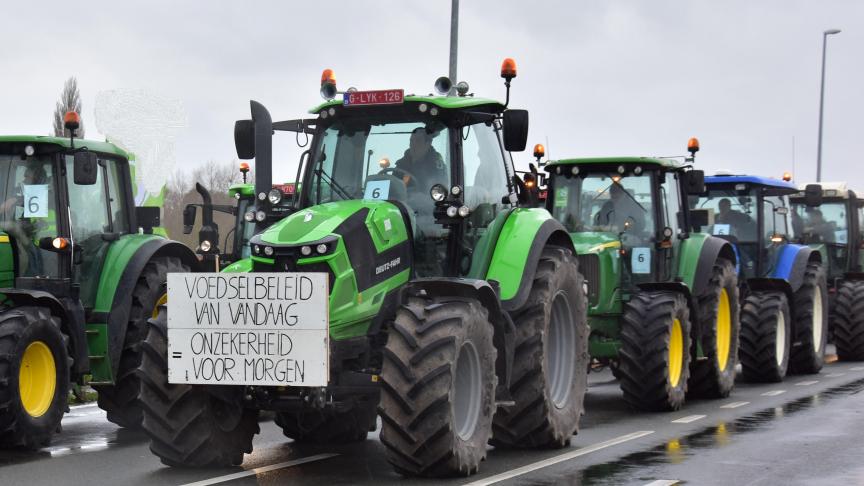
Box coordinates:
[0,114,199,448]
[544,142,740,411]
[790,182,864,360]
[137,61,590,477]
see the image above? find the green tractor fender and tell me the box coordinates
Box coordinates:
[483,208,575,312]
[91,235,199,378]
[402,277,516,401]
[0,289,88,377]
[675,233,737,299]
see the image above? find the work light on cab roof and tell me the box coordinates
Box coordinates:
[686,137,700,163]
[320,68,337,100]
[533,143,545,162]
[782,172,793,182]
[239,161,250,183]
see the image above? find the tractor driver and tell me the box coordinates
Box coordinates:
[394,127,448,194]
[716,198,754,239]
[596,181,646,234]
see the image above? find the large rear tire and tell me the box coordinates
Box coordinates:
[833,280,864,361]
[789,263,828,374]
[739,291,791,383]
[275,401,377,444]
[688,258,740,398]
[0,307,69,449]
[379,297,496,477]
[618,291,691,412]
[137,307,259,467]
[96,256,189,429]
[492,247,589,448]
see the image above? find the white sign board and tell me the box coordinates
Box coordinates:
[363,180,390,200]
[713,223,730,236]
[167,273,329,387]
[23,184,49,218]
[631,247,651,274]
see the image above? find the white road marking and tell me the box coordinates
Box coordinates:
[644,481,681,486]
[671,415,705,424]
[825,372,846,377]
[462,431,655,485]
[851,366,864,371]
[179,453,339,486]
[69,403,99,410]
[761,390,786,396]
[795,380,819,386]
[720,401,749,409]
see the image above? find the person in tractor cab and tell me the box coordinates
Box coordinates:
[801,208,837,243]
[595,181,646,234]
[716,198,752,228]
[394,127,448,193]
[0,162,57,276]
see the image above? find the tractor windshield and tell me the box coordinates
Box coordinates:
[0,155,60,277]
[695,189,758,242]
[552,171,655,240]
[794,201,849,278]
[307,120,450,211]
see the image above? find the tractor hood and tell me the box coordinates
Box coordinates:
[569,231,621,255]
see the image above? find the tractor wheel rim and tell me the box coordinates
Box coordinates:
[453,341,482,441]
[546,290,576,409]
[812,290,823,353]
[776,310,786,366]
[716,288,732,371]
[153,293,168,319]
[669,318,684,388]
[19,341,57,417]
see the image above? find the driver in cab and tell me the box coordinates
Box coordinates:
[394,127,448,192]
[596,181,645,234]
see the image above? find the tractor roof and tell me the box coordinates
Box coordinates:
[545,157,684,171]
[794,181,855,200]
[0,135,129,159]
[310,95,505,115]
[706,175,797,191]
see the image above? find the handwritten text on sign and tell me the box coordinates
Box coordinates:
[166,273,329,387]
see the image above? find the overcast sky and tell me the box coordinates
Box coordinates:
[2,1,861,187]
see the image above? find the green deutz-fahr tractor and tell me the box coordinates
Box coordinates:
[544,142,740,411]
[0,114,198,448]
[137,61,591,477]
[790,182,864,360]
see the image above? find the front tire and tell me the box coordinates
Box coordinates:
[618,291,691,412]
[739,291,791,383]
[137,307,259,467]
[378,296,496,477]
[96,256,189,429]
[492,247,589,448]
[0,307,69,449]
[688,258,740,398]
[833,280,864,361]
[789,263,828,374]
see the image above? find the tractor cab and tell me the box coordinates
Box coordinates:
[790,182,864,281]
[546,156,705,300]
[692,174,805,279]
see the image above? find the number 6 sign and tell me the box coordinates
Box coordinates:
[22,184,49,218]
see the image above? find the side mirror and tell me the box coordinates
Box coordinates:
[234,119,255,159]
[136,206,161,234]
[804,183,823,207]
[690,208,710,231]
[183,205,197,234]
[73,151,99,185]
[503,109,529,152]
[682,170,706,195]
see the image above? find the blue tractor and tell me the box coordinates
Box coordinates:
[690,174,827,382]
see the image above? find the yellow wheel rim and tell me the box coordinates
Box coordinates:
[19,341,57,417]
[716,289,732,371]
[669,318,684,388]
[153,293,168,319]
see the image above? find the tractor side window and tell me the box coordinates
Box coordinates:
[798,202,846,244]
[662,172,682,238]
[103,159,129,233]
[0,156,60,277]
[762,196,788,242]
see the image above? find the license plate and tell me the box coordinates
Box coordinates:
[166,272,329,387]
[343,89,404,107]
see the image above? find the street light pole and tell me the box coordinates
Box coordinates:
[449,0,459,95]
[816,28,841,182]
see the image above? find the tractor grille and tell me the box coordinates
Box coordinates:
[253,252,336,291]
[577,254,600,306]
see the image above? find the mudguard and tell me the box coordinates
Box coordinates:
[0,290,88,377]
[677,233,737,298]
[771,244,820,292]
[484,208,575,312]
[403,277,515,401]
[91,236,199,377]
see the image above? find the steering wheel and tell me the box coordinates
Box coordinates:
[379,167,418,187]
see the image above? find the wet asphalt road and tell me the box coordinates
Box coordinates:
[4,354,864,486]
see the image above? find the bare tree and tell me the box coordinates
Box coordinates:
[52,77,84,138]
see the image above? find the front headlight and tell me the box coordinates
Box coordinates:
[200,240,212,252]
[255,210,267,222]
[244,211,256,222]
[268,189,283,205]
